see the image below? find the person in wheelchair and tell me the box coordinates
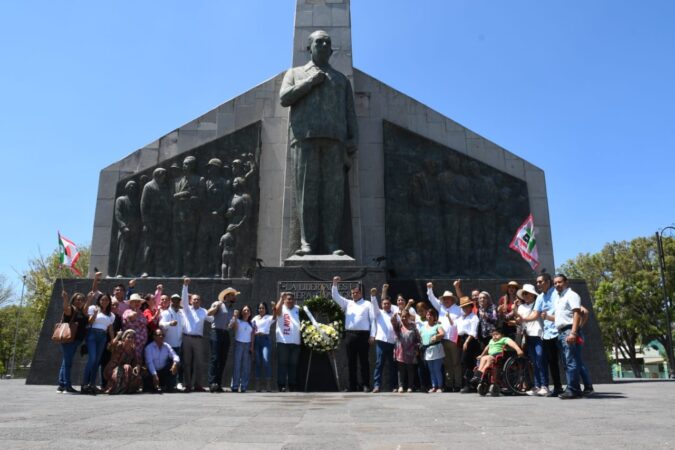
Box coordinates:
[471,327,524,396]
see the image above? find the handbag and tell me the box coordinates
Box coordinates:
[51,314,78,344]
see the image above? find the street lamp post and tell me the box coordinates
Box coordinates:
[9,275,27,379]
[655,228,675,379]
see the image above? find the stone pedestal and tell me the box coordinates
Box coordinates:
[283,254,356,267]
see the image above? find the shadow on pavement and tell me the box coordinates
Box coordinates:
[584,392,627,399]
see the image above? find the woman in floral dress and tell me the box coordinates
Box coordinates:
[103,329,142,394]
[122,293,148,363]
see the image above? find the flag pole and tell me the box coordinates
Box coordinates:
[9,275,27,379]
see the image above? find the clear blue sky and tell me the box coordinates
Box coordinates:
[1,0,674,296]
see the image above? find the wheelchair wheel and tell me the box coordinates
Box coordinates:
[502,356,533,395]
[477,382,489,396]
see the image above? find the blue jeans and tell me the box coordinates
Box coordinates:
[526,336,548,388]
[254,335,272,378]
[373,341,396,390]
[231,341,251,391]
[426,358,444,389]
[83,329,107,386]
[58,340,82,388]
[208,329,230,386]
[558,329,583,394]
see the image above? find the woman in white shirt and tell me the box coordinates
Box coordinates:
[514,284,547,396]
[252,302,276,392]
[81,293,115,395]
[230,305,254,393]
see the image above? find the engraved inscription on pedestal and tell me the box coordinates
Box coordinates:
[277,281,360,302]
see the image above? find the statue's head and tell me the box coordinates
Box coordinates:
[232,176,246,193]
[169,161,181,177]
[183,155,197,172]
[207,158,222,175]
[153,167,167,184]
[465,160,480,177]
[445,153,460,172]
[232,159,243,177]
[423,158,438,175]
[124,180,138,197]
[308,30,332,65]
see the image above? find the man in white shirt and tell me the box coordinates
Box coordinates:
[274,292,301,392]
[427,282,462,392]
[181,278,214,392]
[544,274,592,399]
[370,284,397,393]
[143,329,180,393]
[455,296,480,393]
[159,293,185,390]
[332,276,373,392]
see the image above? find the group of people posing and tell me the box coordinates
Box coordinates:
[55,272,593,400]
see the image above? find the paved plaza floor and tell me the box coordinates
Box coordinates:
[0,380,673,449]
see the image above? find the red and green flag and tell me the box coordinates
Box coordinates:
[58,232,81,275]
[509,214,540,270]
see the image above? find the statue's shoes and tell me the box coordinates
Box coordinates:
[295,246,312,256]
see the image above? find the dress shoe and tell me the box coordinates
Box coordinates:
[559,390,581,400]
[582,386,595,397]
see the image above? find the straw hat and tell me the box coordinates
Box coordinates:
[440,290,455,299]
[218,287,241,301]
[501,280,521,292]
[128,293,143,303]
[459,296,473,308]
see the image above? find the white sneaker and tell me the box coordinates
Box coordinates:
[525,389,537,396]
[397,387,404,393]
[537,387,550,396]
[176,383,184,391]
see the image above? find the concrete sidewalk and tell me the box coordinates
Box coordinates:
[0,380,673,449]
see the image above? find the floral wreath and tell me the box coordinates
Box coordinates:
[300,296,344,353]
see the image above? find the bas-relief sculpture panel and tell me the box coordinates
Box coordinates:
[383,121,532,279]
[108,122,261,278]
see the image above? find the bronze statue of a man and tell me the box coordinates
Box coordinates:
[114,180,140,277]
[280,30,358,256]
[140,167,172,277]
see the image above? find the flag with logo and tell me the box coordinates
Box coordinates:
[509,214,540,270]
[58,232,81,275]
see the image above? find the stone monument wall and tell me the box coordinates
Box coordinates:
[350,69,555,274]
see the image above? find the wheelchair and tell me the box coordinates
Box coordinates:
[473,350,533,396]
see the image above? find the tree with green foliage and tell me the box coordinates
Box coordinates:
[560,236,675,378]
[0,275,13,307]
[0,304,40,376]
[0,246,89,377]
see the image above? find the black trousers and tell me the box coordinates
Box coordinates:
[208,329,230,386]
[397,362,416,390]
[345,330,370,391]
[143,361,176,392]
[544,337,563,391]
[460,337,482,386]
